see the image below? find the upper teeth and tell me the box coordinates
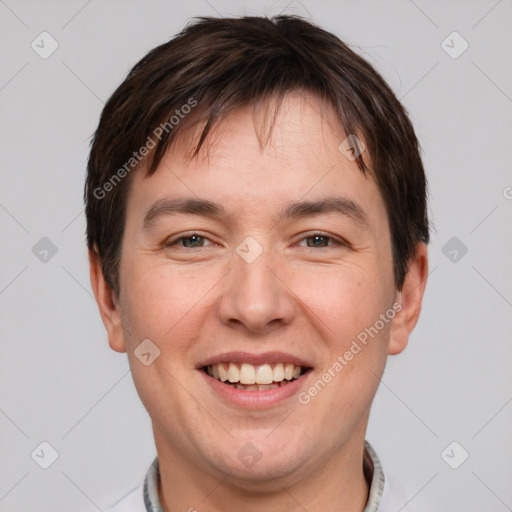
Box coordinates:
[206,363,302,384]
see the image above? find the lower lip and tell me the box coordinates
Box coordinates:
[200,370,311,409]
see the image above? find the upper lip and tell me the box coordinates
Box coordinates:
[197,351,313,369]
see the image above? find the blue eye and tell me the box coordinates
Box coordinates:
[299,233,346,248]
[167,234,213,248]
[164,232,347,250]
[305,235,331,247]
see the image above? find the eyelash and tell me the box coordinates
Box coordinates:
[165,232,348,249]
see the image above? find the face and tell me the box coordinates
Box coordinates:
[91,92,427,489]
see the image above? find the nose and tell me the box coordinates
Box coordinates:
[216,244,295,334]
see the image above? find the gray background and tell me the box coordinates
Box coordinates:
[1,0,511,511]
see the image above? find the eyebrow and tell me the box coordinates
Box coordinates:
[142,196,368,228]
[280,196,367,227]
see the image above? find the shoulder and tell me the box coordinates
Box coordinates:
[104,484,146,512]
[365,441,430,512]
[378,475,430,512]
[377,475,408,511]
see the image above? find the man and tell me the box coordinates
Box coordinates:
[86,15,429,512]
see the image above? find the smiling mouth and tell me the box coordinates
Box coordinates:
[203,362,310,391]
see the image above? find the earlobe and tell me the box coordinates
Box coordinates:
[388,243,429,355]
[88,247,127,353]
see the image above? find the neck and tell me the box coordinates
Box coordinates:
[154,428,370,512]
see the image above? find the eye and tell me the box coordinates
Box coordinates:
[297,232,347,248]
[164,232,347,250]
[165,233,215,249]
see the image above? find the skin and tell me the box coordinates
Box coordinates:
[90,91,428,512]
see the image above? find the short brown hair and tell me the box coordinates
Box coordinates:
[85,15,429,297]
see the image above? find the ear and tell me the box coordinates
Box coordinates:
[88,246,127,353]
[388,242,429,355]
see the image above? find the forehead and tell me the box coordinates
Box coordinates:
[127,92,386,227]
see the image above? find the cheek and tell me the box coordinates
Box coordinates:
[120,258,220,349]
[118,263,207,419]
[290,263,392,344]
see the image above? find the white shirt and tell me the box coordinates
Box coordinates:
[106,441,413,512]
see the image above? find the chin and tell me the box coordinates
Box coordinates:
[205,435,314,485]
